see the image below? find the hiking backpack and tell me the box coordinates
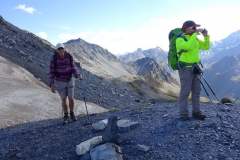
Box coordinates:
[53,51,73,77]
[168,28,187,70]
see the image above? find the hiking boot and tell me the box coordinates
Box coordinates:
[63,112,69,125]
[70,111,77,122]
[181,114,190,120]
[192,112,206,120]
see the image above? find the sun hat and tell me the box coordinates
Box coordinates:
[56,43,65,49]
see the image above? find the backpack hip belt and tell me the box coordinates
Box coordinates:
[177,62,200,70]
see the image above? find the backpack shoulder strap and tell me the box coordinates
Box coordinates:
[177,33,187,42]
[176,33,188,53]
[65,52,73,68]
[53,51,60,77]
[53,51,58,69]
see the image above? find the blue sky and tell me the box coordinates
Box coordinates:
[1,0,240,54]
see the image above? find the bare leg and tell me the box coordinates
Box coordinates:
[69,97,74,112]
[62,98,68,113]
[68,97,77,121]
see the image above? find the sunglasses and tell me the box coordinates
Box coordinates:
[189,27,196,30]
[58,47,64,51]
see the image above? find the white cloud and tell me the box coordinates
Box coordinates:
[38,32,47,39]
[14,4,36,14]
[55,6,240,55]
[56,17,193,54]
[48,24,71,30]
[57,27,169,54]
[80,20,182,54]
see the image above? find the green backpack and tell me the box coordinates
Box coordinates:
[168,28,187,70]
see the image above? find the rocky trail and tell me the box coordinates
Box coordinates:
[1,102,240,160]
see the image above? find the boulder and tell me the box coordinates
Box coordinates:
[90,142,123,160]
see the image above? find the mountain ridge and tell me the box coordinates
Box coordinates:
[64,38,136,78]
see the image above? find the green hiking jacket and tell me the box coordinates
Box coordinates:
[176,33,210,64]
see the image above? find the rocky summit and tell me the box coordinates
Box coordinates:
[0,14,240,160]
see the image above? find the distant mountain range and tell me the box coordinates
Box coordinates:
[119,47,169,70]
[118,46,179,80]
[119,47,166,62]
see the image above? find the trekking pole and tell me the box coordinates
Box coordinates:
[80,79,91,125]
[160,56,168,63]
[201,74,240,132]
[233,98,239,105]
[198,75,230,136]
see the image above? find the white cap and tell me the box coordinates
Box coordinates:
[56,43,65,49]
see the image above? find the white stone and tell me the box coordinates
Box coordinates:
[117,120,131,126]
[92,119,108,130]
[76,136,103,156]
[137,144,150,152]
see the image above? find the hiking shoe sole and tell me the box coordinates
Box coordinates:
[181,115,190,120]
[71,117,77,122]
[192,116,206,120]
[192,112,206,120]
[62,117,69,125]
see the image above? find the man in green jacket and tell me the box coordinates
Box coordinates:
[176,20,210,120]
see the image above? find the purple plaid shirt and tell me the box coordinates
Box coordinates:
[49,52,78,84]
